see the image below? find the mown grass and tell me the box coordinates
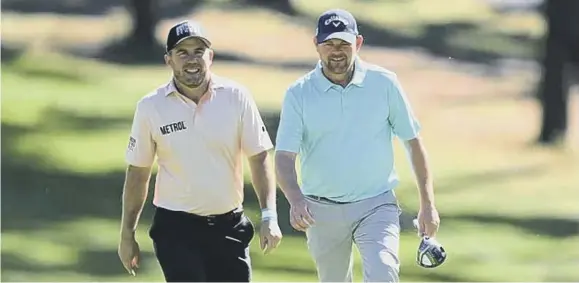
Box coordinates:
[2,48,578,282]
[2,1,578,281]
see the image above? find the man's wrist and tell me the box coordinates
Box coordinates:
[261,208,278,222]
[419,197,436,209]
[418,184,435,208]
[286,190,305,205]
[120,229,136,239]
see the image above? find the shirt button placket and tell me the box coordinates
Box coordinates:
[341,88,348,114]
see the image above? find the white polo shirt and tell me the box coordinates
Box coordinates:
[125,75,273,216]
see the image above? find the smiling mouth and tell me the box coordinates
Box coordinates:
[184,67,201,74]
[330,57,346,63]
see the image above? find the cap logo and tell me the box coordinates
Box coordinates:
[175,23,193,36]
[324,15,349,27]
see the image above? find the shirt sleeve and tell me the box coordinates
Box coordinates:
[387,75,421,141]
[125,99,156,167]
[275,88,303,153]
[240,89,274,157]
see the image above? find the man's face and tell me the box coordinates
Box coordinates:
[165,37,213,88]
[314,36,363,75]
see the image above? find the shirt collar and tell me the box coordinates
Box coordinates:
[314,56,367,92]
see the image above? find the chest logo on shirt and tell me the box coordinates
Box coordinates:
[160,121,188,135]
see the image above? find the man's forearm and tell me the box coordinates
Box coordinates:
[248,151,277,211]
[274,151,303,204]
[405,137,435,208]
[121,165,152,237]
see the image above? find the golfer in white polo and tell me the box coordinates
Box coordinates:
[118,20,282,282]
[275,9,441,282]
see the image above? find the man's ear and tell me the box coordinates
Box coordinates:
[356,35,364,52]
[205,49,214,67]
[312,36,318,48]
[164,53,171,66]
[208,49,214,61]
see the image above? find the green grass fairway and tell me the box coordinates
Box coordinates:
[2,1,579,282]
[2,49,578,282]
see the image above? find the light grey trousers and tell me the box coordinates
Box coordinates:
[305,190,401,282]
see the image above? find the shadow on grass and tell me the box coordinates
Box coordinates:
[9,66,88,83]
[62,40,316,68]
[41,108,132,132]
[1,0,202,18]
[1,44,26,64]
[3,103,576,281]
[2,0,312,67]
[5,0,539,67]
[0,249,157,281]
[0,109,288,228]
[448,214,579,238]
[251,261,314,277]
[230,1,539,65]
[69,35,314,68]
[439,164,547,193]
[237,0,300,16]
[403,271,475,283]
[0,107,300,280]
[2,0,122,15]
[2,0,205,65]
[0,125,142,232]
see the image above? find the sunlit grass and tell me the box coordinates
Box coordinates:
[3,49,578,282]
[1,0,576,276]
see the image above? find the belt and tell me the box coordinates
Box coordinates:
[156,206,243,225]
[306,195,352,204]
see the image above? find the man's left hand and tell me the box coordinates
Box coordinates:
[259,219,283,255]
[417,205,440,238]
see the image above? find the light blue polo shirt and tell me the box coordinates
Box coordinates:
[275,58,421,202]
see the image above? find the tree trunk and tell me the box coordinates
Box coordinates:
[537,0,577,144]
[128,0,158,46]
[247,0,290,4]
[537,32,569,144]
[244,0,295,15]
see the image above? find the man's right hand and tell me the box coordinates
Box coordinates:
[118,235,140,276]
[288,196,315,232]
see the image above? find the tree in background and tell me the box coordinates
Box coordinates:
[123,0,294,51]
[243,0,296,15]
[537,0,579,145]
[127,0,158,46]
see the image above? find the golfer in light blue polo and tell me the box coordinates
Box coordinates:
[274,9,441,282]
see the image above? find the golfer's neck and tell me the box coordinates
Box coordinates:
[174,78,209,104]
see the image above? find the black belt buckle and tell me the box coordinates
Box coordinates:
[206,215,217,226]
[203,209,241,226]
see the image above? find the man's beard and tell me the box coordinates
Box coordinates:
[175,68,207,88]
[324,56,351,74]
